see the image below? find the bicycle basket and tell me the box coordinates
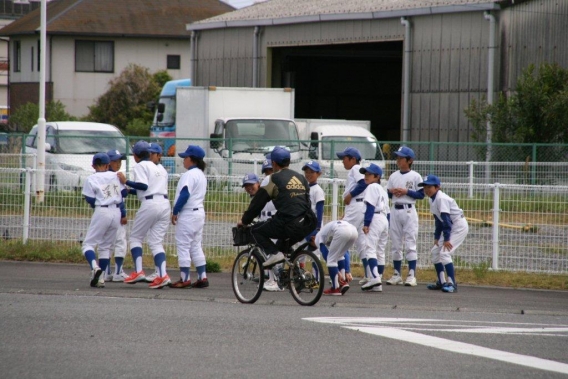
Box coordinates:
[232,227,254,246]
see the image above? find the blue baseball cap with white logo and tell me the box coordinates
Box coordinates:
[394,146,415,159]
[270,146,290,165]
[336,147,362,161]
[302,160,321,173]
[261,158,273,174]
[148,143,163,154]
[132,140,150,156]
[359,163,383,176]
[106,149,125,161]
[92,152,110,165]
[418,174,441,187]
[242,173,260,187]
[178,145,206,159]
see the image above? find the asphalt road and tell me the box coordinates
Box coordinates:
[1,261,567,379]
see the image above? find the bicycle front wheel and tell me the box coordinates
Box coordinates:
[288,250,324,306]
[232,248,264,304]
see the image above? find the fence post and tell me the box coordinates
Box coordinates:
[23,168,32,244]
[531,144,537,185]
[492,183,500,270]
[332,178,339,221]
[468,161,474,198]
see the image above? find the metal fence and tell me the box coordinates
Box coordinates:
[1,162,567,274]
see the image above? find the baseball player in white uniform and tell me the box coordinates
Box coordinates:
[81,153,125,288]
[336,147,368,285]
[171,145,209,288]
[419,174,468,293]
[144,142,165,283]
[359,163,389,292]
[315,220,358,296]
[118,140,172,289]
[103,149,129,282]
[385,146,424,287]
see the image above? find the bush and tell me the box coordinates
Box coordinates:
[9,101,77,133]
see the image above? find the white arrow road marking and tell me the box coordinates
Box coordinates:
[305,317,568,375]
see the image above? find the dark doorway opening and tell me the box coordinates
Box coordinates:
[271,41,403,141]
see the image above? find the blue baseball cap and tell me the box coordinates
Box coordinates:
[270,146,290,165]
[418,174,441,187]
[178,145,206,159]
[336,147,361,161]
[359,163,383,176]
[106,149,125,161]
[302,160,321,173]
[261,158,273,174]
[242,173,260,187]
[394,146,415,159]
[132,140,150,156]
[92,152,110,165]
[148,143,163,154]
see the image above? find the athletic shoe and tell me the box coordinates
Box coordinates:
[442,282,457,293]
[263,252,285,267]
[124,271,146,284]
[323,288,342,296]
[263,279,281,292]
[340,282,350,295]
[404,276,417,287]
[90,267,103,287]
[427,281,443,290]
[144,271,158,283]
[170,279,192,288]
[111,271,129,282]
[96,274,105,288]
[359,277,369,285]
[370,284,383,292]
[103,272,113,282]
[191,278,209,288]
[148,275,171,289]
[386,275,403,285]
[361,277,382,291]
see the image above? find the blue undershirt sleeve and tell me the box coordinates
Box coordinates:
[350,179,368,198]
[363,203,376,227]
[125,180,148,191]
[119,201,126,218]
[433,215,443,240]
[440,212,453,240]
[406,188,425,200]
[121,188,128,198]
[315,201,324,229]
[173,186,190,216]
[84,196,96,209]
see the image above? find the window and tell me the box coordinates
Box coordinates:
[37,40,40,71]
[75,40,114,73]
[167,55,180,69]
[30,46,34,72]
[13,41,21,72]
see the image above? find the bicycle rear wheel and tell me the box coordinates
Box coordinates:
[232,248,264,304]
[288,250,324,306]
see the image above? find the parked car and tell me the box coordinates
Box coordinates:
[23,122,130,191]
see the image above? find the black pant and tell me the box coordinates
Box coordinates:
[251,211,316,255]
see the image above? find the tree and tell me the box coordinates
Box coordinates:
[87,64,171,134]
[8,101,77,133]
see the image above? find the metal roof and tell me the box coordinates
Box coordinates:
[188,0,507,30]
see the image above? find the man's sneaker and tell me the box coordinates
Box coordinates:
[170,279,192,288]
[361,277,382,291]
[386,275,403,285]
[359,277,370,285]
[97,274,105,288]
[111,271,129,282]
[442,282,457,293]
[191,278,209,288]
[370,284,383,292]
[263,279,281,292]
[148,275,172,289]
[104,272,113,282]
[404,276,417,287]
[144,271,158,283]
[340,282,350,295]
[323,287,342,296]
[427,281,443,290]
[263,252,285,268]
[124,271,146,284]
[90,267,103,287]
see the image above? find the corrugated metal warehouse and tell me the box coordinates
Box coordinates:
[186,0,568,144]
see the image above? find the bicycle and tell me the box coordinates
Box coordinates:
[231,226,325,306]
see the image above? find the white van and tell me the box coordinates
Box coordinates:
[23,122,130,191]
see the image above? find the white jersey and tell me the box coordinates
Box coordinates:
[309,183,325,214]
[260,175,277,221]
[131,160,168,201]
[82,171,124,206]
[174,167,207,212]
[315,220,355,247]
[386,170,422,205]
[429,190,465,224]
[342,164,364,201]
[363,182,389,216]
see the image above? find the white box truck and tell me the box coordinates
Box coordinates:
[174,86,301,176]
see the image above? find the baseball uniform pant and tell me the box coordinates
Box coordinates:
[342,201,365,258]
[82,207,121,260]
[175,209,206,268]
[363,214,389,265]
[389,205,418,262]
[130,198,171,256]
[431,219,469,265]
[326,224,358,267]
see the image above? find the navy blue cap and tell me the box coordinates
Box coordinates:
[261,158,273,174]
[302,160,321,173]
[336,147,361,160]
[394,146,415,159]
[242,173,260,187]
[270,146,290,165]
[92,152,110,165]
[178,145,205,159]
[148,143,163,154]
[132,140,150,156]
[419,174,441,187]
[106,149,125,161]
[359,163,383,176]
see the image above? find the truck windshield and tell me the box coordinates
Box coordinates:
[321,136,381,160]
[152,97,175,126]
[225,119,300,152]
[55,130,126,154]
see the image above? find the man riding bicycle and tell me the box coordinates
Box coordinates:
[237,146,317,268]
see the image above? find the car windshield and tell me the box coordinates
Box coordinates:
[55,130,127,154]
[225,119,300,152]
[152,97,175,126]
[321,136,381,160]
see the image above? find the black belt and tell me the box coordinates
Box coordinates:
[394,204,412,210]
[191,208,201,211]
[355,198,364,202]
[99,204,119,208]
[145,195,168,200]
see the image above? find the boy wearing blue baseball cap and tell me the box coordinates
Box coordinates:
[419,174,468,293]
